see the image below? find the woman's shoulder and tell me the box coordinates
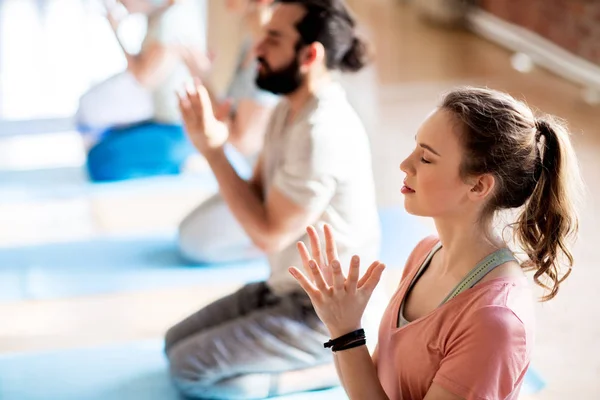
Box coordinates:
[456,277,535,344]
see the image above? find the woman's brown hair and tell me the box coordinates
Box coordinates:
[441,87,583,301]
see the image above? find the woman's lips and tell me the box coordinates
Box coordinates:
[401,181,415,194]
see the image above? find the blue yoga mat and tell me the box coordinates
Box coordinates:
[0,234,270,302]
[0,339,347,400]
[0,167,218,204]
[0,144,253,204]
[0,208,430,302]
[0,338,544,399]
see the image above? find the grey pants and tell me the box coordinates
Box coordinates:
[164,282,337,399]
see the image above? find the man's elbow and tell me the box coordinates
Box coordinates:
[251,230,290,254]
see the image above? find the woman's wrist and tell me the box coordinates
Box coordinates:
[328,324,363,339]
[324,327,367,353]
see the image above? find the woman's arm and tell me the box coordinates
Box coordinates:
[105,5,178,88]
[125,41,178,88]
[331,343,377,394]
[290,226,389,399]
[331,343,388,399]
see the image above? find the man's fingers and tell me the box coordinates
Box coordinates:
[178,91,195,124]
[185,82,201,117]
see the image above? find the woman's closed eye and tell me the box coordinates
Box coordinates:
[420,157,431,164]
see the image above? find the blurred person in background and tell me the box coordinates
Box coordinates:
[78,0,206,181]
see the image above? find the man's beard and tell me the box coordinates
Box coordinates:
[255,55,304,95]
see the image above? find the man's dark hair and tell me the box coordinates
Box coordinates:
[275,0,370,72]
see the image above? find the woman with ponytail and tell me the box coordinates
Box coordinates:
[289,87,583,399]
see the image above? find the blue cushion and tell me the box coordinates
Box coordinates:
[85,122,253,183]
[0,146,252,205]
[86,122,196,182]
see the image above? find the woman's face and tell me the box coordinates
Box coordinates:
[399,109,477,219]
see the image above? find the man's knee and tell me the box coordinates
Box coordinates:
[167,339,217,396]
[177,195,226,263]
[177,196,262,264]
[163,323,183,355]
[177,219,212,263]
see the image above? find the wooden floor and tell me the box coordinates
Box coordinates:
[1,0,599,399]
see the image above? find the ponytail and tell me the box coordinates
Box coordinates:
[277,0,372,73]
[514,116,582,301]
[339,36,370,72]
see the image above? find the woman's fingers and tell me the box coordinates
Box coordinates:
[296,241,318,284]
[323,224,338,266]
[358,262,386,296]
[345,255,360,293]
[288,267,319,299]
[297,241,312,270]
[306,226,324,267]
[331,260,346,292]
[308,260,329,292]
[357,261,382,289]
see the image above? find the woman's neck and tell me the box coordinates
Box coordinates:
[433,213,505,278]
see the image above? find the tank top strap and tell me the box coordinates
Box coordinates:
[440,247,516,305]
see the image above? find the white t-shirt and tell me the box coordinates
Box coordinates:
[261,81,381,295]
[144,3,205,123]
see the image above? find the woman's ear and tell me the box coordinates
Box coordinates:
[468,173,495,202]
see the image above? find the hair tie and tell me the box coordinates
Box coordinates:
[534,119,545,142]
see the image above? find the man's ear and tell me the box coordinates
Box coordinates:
[300,42,325,68]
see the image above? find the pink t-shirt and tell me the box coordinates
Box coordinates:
[376,236,535,400]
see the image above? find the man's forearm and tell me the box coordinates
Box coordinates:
[204,148,271,250]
